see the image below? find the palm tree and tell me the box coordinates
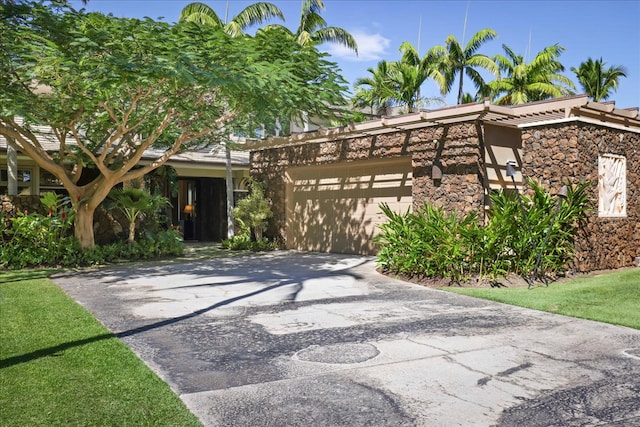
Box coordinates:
[487,44,576,105]
[353,60,396,116]
[294,0,357,51]
[107,187,170,245]
[394,41,442,112]
[353,44,444,116]
[179,1,283,239]
[429,28,498,105]
[179,1,284,37]
[261,0,357,52]
[571,57,628,102]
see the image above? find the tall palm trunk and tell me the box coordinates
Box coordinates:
[225,144,235,238]
[457,69,465,105]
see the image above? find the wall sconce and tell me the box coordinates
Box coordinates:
[431,163,443,180]
[557,185,568,199]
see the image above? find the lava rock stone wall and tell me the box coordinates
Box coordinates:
[521,122,640,271]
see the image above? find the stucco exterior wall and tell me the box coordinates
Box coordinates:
[521,122,640,271]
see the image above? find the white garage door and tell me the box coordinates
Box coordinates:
[285,157,412,254]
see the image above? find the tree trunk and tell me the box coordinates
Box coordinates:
[128,221,136,245]
[457,68,465,105]
[74,204,96,249]
[225,145,235,239]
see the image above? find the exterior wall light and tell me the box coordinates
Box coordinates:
[431,163,442,180]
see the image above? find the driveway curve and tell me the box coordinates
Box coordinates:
[53,251,640,426]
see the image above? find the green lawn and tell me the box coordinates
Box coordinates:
[446,268,640,330]
[0,271,202,427]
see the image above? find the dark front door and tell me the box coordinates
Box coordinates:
[196,178,226,241]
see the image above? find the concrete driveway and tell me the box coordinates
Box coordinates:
[53,251,640,426]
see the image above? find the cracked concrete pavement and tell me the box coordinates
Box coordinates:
[52,251,640,426]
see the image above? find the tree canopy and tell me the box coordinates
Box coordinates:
[488,44,575,105]
[571,57,627,102]
[0,1,347,247]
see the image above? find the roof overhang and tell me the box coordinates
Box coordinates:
[249,95,640,151]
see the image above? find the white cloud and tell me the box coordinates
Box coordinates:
[326,30,391,62]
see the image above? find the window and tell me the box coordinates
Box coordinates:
[598,154,626,217]
[0,167,33,195]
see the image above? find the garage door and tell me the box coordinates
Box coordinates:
[285,157,412,254]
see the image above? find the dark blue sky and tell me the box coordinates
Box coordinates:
[74,0,640,109]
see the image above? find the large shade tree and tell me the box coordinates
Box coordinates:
[487,44,575,105]
[0,1,347,248]
[571,57,628,102]
[429,28,498,105]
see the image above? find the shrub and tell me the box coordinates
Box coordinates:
[0,206,184,270]
[375,180,590,283]
[233,180,273,242]
[223,180,276,252]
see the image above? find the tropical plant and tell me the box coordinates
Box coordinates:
[429,28,499,104]
[107,187,170,244]
[375,180,591,283]
[179,1,284,37]
[232,179,273,242]
[461,92,480,104]
[353,60,396,116]
[353,43,444,115]
[487,44,576,105]
[571,57,628,102]
[262,0,357,52]
[393,42,443,112]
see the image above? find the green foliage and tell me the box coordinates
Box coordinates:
[487,44,576,105]
[0,192,74,269]
[107,187,170,244]
[221,233,277,252]
[375,180,591,283]
[232,180,273,242]
[222,213,277,252]
[0,221,184,269]
[571,57,628,102]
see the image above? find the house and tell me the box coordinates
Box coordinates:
[249,95,640,272]
[0,132,250,242]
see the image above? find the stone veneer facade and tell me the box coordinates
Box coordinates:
[251,122,485,247]
[521,122,640,271]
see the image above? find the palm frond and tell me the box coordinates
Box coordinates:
[313,27,357,52]
[178,2,223,27]
[232,2,284,31]
[464,28,497,56]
